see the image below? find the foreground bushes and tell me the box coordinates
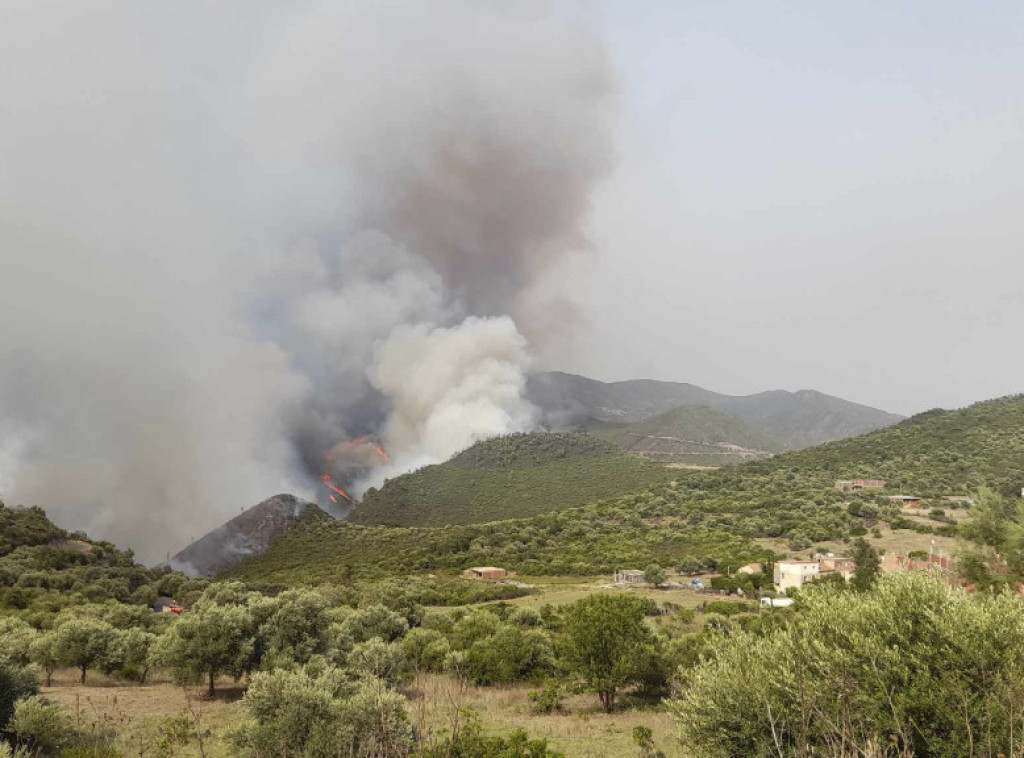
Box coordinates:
[672,573,1024,757]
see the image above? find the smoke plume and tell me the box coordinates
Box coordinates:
[0,1,613,561]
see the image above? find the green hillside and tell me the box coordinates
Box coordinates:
[232,394,1024,586]
[0,503,67,556]
[593,405,786,464]
[764,394,1024,495]
[227,502,766,585]
[348,432,675,527]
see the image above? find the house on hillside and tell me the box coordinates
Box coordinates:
[817,554,856,581]
[614,569,647,585]
[737,563,763,575]
[774,560,821,592]
[153,596,183,614]
[462,566,512,580]
[888,495,922,506]
[881,545,956,578]
[836,479,886,492]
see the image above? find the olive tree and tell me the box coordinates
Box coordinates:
[152,603,253,695]
[51,617,117,684]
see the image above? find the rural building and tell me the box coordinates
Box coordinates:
[737,563,763,575]
[888,495,922,506]
[774,560,820,592]
[462,566,511,580]
[881,546,955,577]
[153,596,183,614]
[835,479,886,492]
[614,569,647,585]
[760,597,794,608]
[817,554,856,581]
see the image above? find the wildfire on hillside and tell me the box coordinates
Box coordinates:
[318,436,390,506]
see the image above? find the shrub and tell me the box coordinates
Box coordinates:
[0,663,38,731]
[527,679,564,714]
[672,574,1024,757]
[233,669,412,757]
[10,698,70,751]
[401,628,449,673]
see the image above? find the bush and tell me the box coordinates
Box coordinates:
[462,626,554,686]
[10,698,70,751]
[0,663,38,731]
[527,679,564,714]
[672,574,1024,756]
[401,628,450,673]
[644,564,666,587]
[233,669,412,757]
[702,601,752,616]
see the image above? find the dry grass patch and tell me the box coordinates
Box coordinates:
[412,674,680,758]
[41,670,247,758]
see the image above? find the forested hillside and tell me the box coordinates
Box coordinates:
[349,432,675,527]
[764,394,1024,496]
[593,405,785,464]
[237,394,1024,585]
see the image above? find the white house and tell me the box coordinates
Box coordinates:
[773,560,820,592]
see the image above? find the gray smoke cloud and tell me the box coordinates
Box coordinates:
[0,1,613,561]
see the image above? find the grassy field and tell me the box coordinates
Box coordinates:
[475,575,727,613]
[39,670,682,758]
[41,671,248,758]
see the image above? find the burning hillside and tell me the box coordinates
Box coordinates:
[168,494,329,577]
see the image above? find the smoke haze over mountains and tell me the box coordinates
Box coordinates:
[0,1,613,560]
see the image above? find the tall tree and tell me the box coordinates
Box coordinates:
[559,595,652,712]
[851,537,880,591]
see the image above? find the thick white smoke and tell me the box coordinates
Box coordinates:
[371,317,537,481]
[0,1,613,560]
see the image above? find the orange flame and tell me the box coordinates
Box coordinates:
[320,473,353,503]
[375,445,389,463]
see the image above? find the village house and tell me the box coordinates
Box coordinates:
[835,479,886,492]
[614,569,647,585]
[153,596,183,614]
[736,563,763,575]
[817,553,857,581]
[774,560,821,592]
[888,494,923,506]
[881,545,956,577]
[461,566,512,580]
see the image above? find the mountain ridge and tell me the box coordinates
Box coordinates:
[527,371,903,448]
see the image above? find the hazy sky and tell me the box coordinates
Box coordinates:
[559,1,1023,415]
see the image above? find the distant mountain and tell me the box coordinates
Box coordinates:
[527,372,903,449]
[348,431,675,528]
[593,405,786,465]
[169,494,329,577]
